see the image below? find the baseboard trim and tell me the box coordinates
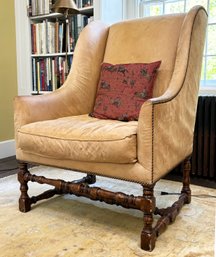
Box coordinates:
[0,140,16,159]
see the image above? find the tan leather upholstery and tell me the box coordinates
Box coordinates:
[14,6,207,185]
[138,7,208,183]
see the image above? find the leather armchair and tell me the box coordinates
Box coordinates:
[14,6,207,251]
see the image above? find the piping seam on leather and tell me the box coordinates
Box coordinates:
[151,104,154,184]
[18,131,136,142]
[153,6,207,105]
[19,149,137,164]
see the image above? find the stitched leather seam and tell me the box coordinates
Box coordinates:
[18,131,136,143]
[151,104,154,184]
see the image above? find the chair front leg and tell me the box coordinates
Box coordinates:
[17,162,31,212]
[141,184,156,251]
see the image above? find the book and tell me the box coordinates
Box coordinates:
[55,21,59,53]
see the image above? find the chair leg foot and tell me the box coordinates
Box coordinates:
[141,231,156,251]
[141,185,156,251]
[17,162,31,212]
[19,197,31,212]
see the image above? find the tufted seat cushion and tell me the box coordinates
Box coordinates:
[17,114,138,164]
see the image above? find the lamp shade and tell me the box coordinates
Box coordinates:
[51,0,80,14]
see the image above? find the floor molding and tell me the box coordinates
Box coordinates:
[0,140,16,159]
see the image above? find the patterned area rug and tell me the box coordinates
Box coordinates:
[0,166,215,257]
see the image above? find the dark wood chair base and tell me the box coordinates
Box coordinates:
[17,157,191,251]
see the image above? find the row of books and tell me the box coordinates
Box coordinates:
[31,15,92,55]
[28,0,93,16]
[32,56,73,92]
[29,0,55,16]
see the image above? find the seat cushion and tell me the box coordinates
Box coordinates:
[17,114,138,164]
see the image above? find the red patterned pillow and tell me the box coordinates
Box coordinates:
[90,61,161,121]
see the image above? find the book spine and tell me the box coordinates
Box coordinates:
[56,57,60,88]
[40,59,45,91]
[36,60,40,92]
[45,20,49,54]
[35,23,40,54]
[48,58,52,91]
[41,21,46,54]
[31,0,36,16]
[38,0,43,15]
[50,22,55,53]
[44,0,50,14]
[31,24,34,53]
[51,58,56,90]
[27,0,32,16]
[32,58,37,91]
[55,21,59,53]
[59,23,64,53]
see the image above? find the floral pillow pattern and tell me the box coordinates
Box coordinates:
[90,61,161,121]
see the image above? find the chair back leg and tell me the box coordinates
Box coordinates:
[181,156,191,204]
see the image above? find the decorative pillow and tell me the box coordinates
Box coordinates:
[90,61,161,121]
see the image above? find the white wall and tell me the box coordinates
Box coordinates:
[15,0,32,96]
[0,140,16,159]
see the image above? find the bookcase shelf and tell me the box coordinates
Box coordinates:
[30,12,64,21]
[28,0,94,94]
[31,52,74,57]
[29,6,94,21]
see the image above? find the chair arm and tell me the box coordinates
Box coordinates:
[14,86,81,131]
[137,87,195,184]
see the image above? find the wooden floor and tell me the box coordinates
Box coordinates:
[0,156,215,188]
[0,156,19,178]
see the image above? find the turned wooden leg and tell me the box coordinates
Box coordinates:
[141,185,156,251]
[17,162,31,212]
[181,156,191,204]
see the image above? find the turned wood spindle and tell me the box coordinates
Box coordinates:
[17,162,31,212]
[181,156,191,204]
[141,185,156,251]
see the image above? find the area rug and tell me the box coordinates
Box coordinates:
[0,166,215,257]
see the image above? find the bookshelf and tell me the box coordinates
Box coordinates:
[27,0,94,94]
[15,0,132,96]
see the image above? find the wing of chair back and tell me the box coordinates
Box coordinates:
[14,21,109,129]
[138,6,208,183]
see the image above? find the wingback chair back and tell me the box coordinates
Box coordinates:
[14,5,207,251]
[52,5,207,182]
[60,6,205,113]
